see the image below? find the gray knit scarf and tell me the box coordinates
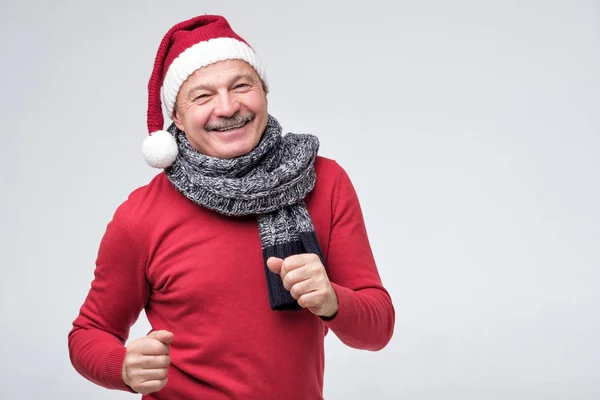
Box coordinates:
[165,114,324,310]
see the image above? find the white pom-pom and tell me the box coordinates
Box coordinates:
[142,130,178,168]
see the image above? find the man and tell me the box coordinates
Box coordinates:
[68,15,395,399]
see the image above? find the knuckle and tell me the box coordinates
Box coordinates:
[130,370,143,381]
[290,285,300,299]
[132,382,145,393]
[124,354,138,368]
[297,296,306,308]
[280,259,289,272]
[127,341,140,352]
[150,341,163,353]
[157,369,169,380]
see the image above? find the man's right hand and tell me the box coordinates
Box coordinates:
[121,330,173,394]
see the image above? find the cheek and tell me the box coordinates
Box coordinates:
[184,107,211,129]
[243,91,267,111]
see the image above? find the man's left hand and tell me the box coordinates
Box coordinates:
[266,254,338,318]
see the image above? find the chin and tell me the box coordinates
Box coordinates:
[214,142,257,159]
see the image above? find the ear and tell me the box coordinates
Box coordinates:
[172,107,185,131]
[262,84,269,106]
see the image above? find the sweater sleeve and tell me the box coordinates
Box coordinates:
[68,204,149,391]
[320,163,395,351]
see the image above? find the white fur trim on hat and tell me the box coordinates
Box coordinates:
[142,130,179,168]
[161,37,265,118]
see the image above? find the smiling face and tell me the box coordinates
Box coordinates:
[171,59,269,159]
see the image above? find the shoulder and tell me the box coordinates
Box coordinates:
[314,155,355,189]
[314,155,345,180]
[310,155,356,204]
[314,154,363,206]
[110,172,173,227]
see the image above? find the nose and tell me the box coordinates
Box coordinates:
[213,91,240,117]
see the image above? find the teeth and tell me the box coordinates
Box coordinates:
[216,122,246,132]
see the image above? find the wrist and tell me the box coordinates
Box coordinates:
[122,362,135,392]
[320,286,339,318]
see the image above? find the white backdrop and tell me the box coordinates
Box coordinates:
[1,1,598,399]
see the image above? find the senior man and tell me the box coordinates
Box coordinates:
[68,14,395,400]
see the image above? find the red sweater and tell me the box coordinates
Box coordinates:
[68,156,395,399]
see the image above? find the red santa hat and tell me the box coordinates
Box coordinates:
[142,15,266,168]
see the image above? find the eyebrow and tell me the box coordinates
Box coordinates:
[186,73,257,96]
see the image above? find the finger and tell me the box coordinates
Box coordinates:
[127,365,169,382]
[135,378,168,395]
[282,261,326,290]
[140,368,169,382]
[289,279,317,300]
[266,257,283,274]
[281,254,321,278]
[140,354,171,369]
[282,267,313,291]
[297,291,323,309]
[135,339,170,356]
[147,330,174,345]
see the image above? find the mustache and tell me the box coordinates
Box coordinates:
[205,112,255,131]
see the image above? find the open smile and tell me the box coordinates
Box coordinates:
[212,120,251,132]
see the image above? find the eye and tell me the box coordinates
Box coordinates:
[194,94,210,101]
[234,83,249,89]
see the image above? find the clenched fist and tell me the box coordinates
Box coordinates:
[122,330,173,394]
[267,254,339,318]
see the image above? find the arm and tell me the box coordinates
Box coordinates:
[68,205,149,391]
[320,164,395,351]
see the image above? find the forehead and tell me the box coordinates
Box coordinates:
[182,59,259,87]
